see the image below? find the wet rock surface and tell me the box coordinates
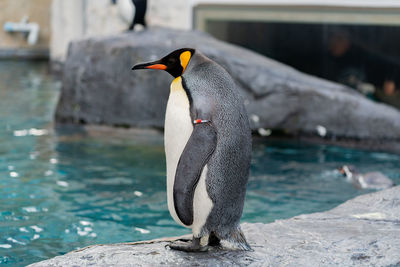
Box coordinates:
[29,186,400,267]
[55,27,400,142]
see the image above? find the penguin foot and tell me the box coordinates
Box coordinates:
[168,237,209,252]
[219,228,252,251]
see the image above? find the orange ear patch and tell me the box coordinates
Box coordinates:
[180,51,192,73]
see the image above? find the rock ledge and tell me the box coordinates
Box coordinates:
[55,28,400,142]
[30,186,400,266]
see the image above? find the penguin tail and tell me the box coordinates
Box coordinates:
[219,227,252,251]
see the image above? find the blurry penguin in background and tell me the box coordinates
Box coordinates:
[129,0,147,30]
[338,165,394,190]
[112,0,147,31]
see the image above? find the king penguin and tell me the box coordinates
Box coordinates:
[132,48,252,252]
[112,0,147,31]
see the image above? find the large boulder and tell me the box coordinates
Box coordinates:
[55,27,400,140]
[29,186,400,266]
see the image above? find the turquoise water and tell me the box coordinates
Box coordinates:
[1,61,399,266]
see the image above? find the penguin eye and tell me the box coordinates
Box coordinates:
[168,57,177,65]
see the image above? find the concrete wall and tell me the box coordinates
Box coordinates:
[50,0,191,62]
[0,0,52,54]
[51,0,126,62]
[147,0,190,30]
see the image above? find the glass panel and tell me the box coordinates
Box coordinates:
[206,20,400,108]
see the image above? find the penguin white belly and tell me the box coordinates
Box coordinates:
[164,77,213,232]
[165,77,193,227]
[192,165,213,237]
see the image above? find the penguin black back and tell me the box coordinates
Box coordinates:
[183,52,252,241]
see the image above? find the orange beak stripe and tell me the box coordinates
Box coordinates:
[145,64,167,70]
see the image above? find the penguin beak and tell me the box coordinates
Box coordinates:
[132,61,167,70]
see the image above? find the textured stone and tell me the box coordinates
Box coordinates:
[55,27,400,141]
[29,186,400,267]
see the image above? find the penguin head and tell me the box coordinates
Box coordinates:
[338,165,356,178]
[132,48,195,78]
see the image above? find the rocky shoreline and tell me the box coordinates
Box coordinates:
[29,186,400,266]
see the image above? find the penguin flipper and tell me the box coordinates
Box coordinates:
[173,122,217,226]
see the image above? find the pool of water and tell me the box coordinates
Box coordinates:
[1,61,399,266]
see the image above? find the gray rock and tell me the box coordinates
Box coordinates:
[55,27,400,141]
[29,186,400,267]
